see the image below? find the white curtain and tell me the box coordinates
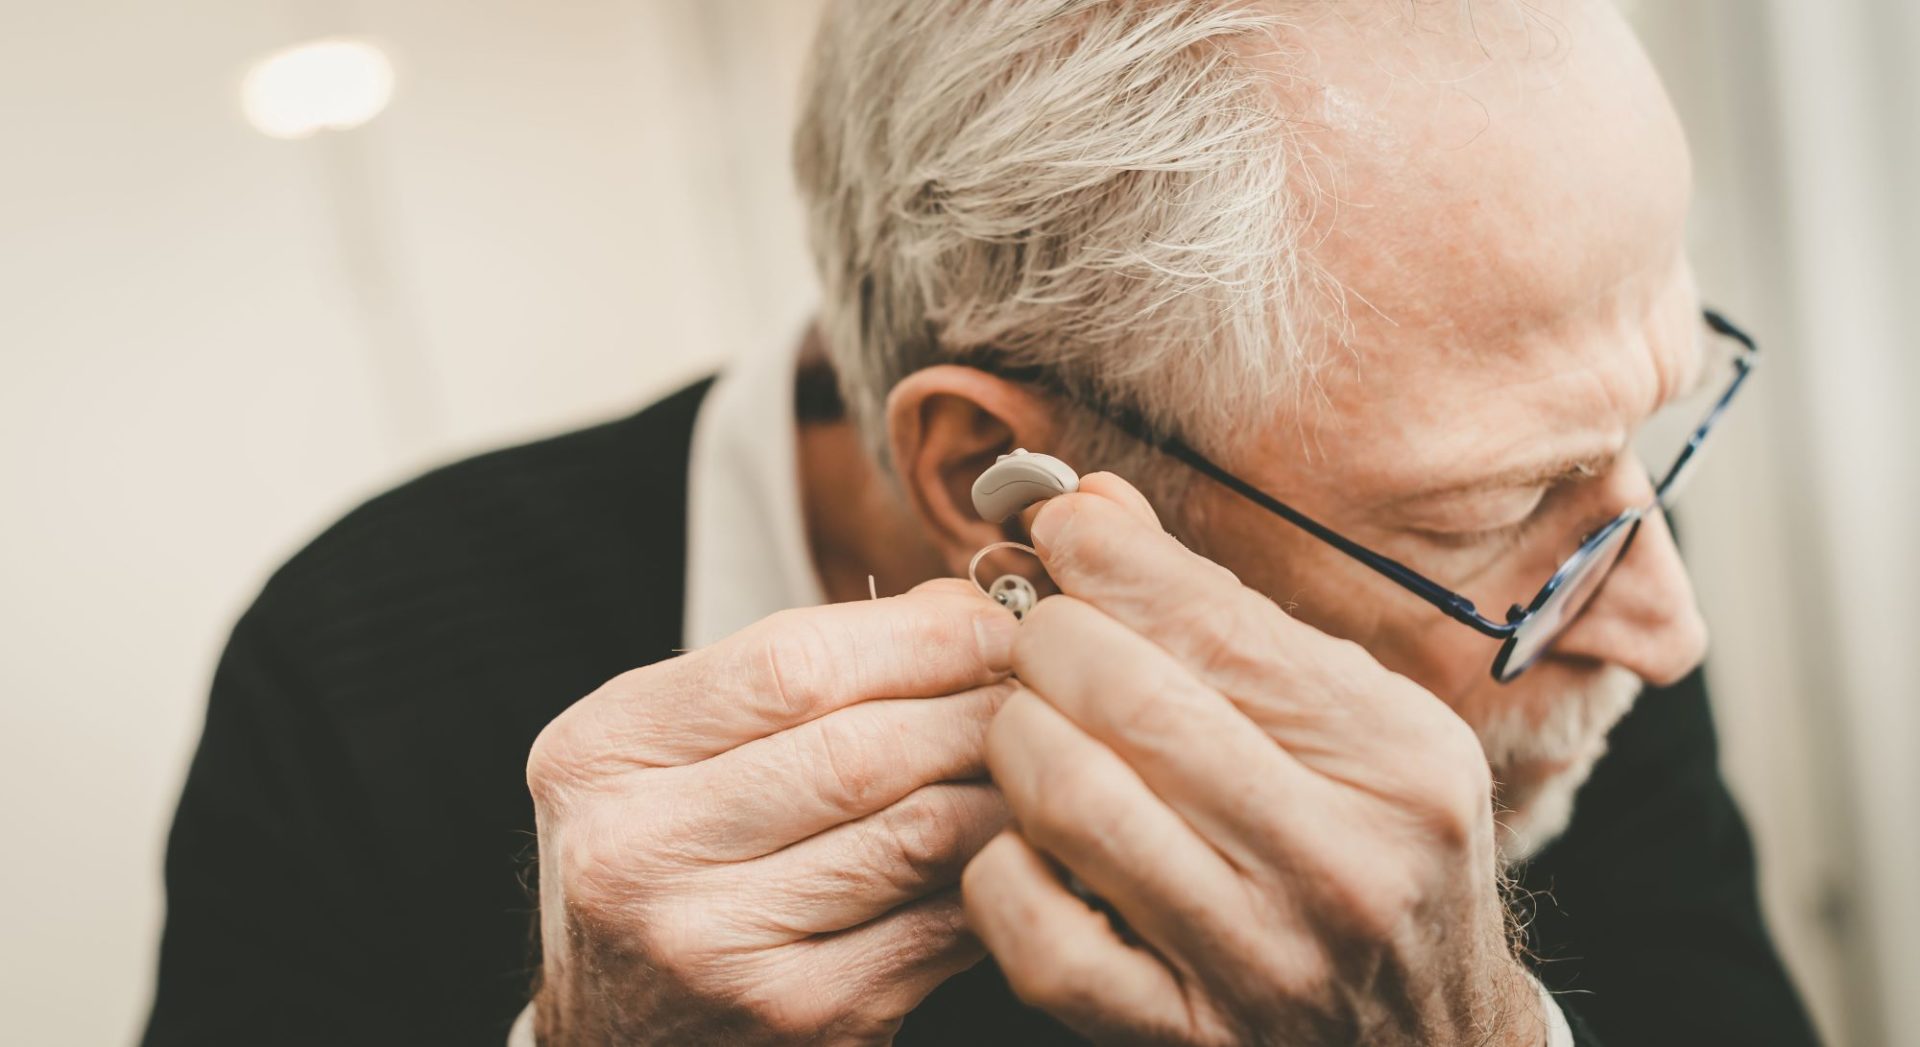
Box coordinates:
[1631,2,1920,1044]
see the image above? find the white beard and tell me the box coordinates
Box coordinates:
[1474,665,1644,865]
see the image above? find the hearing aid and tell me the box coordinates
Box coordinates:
[966,450,1080,619]
[969,449,1080,522]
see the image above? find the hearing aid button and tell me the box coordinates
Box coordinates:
[969,450,1081,522]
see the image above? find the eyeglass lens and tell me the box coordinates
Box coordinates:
[1498,318,1743,680]
[1497,514,1641,681]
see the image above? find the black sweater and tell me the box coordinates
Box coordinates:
[142,380,1820,1046]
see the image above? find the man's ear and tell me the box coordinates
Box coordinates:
[885,365,1065,577]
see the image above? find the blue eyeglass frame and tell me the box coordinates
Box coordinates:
[971,308,1759,682]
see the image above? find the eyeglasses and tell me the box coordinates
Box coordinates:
[977,309,1759,682]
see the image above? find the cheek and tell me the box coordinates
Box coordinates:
[1359,621,1602,758]
[1347,609,1508,729]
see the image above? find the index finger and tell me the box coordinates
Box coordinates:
[591,579,1018,765]
[1027,476,1388,716]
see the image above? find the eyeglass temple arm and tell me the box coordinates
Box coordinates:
[1145,309,1756,638]
[1150,437,1517,639]
[1703,307,1755,351]
[971,309,1750,644]
[1657,309,1760,504]
[969,358,1520,639]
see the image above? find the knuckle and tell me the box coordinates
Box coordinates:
[973,677,1019,721]
[1429,771,1492,851]
[868,786,999,893]
[1313,634,1388,700]
[1289,945,1335,1000]
[526,677,646,805]
[589,662,676,725]
[623,906,735,994]
[735,983,837,1040]
[806,714,894,814]
[1439,710,1494,778]
[1252,932,1335,1005]
[1043,756,1108,816]
[553,809,650,912]
[1108,679,1190,743]
[1023,757,1119,850]
[1179,590,1273,680]
[527,667,682,803]
[1316,861,1421,945]
[1412,719,1494,848]
[751,612,833,721]
[1004,943,1097,1017]
[959,842,996,901]
[524,720,577,808]
[1197,556,1254,606]
[888,595,993,678]
[556,812,622,885]
[876,798,958,889]
[1320,632,1378,675]
[551,793,707,915]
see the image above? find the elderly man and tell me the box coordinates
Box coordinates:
[144,1,1819,1045]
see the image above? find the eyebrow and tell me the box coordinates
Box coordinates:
[1394,449,1619,503]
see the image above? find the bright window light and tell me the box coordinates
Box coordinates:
[242,38,394,140]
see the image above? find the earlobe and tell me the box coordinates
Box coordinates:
[884,365,1064,577]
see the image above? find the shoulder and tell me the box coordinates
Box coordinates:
[162,379,716,1040]
[250,377,714,715]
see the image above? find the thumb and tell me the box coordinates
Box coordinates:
[1015,470,1161,537]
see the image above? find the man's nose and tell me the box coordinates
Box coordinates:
[1547,492,1710,687]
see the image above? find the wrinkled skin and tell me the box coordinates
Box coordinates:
[963,474,1539,1046]
[528,0,1716,1043]
[527,583,1018,1044]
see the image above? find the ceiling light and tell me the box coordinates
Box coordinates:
[241,38,394,140]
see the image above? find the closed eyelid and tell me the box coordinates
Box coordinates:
[1409,454,1625,541]
[1394,450,1615,511]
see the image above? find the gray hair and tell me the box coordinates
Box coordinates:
[793,0,1340,497]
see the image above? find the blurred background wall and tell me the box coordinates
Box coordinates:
[1,2,1912,1044]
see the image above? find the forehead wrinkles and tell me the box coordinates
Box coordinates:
[1258,251,1699,506]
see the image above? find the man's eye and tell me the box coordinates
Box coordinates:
[1411,486,1551,550]
[1420,516,1537,551]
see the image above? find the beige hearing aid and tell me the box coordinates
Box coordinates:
[967,450,1080,619]
[969,449,1080,522]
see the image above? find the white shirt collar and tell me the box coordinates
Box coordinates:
[682,332,829,648]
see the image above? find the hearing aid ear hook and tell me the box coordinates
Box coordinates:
[968,542,1040,618]
[967,450,1080,619]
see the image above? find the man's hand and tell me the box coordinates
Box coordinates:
[527,580,1018,1045]
[962,475,1542,1046]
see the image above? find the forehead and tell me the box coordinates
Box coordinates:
[1260,0,1697,498]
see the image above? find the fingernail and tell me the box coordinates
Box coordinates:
[973,609,1018,669]
[1026,497,1067,557]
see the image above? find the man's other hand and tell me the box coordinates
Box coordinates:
[526,580,1017,1045]
[963,474,1542,1047]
